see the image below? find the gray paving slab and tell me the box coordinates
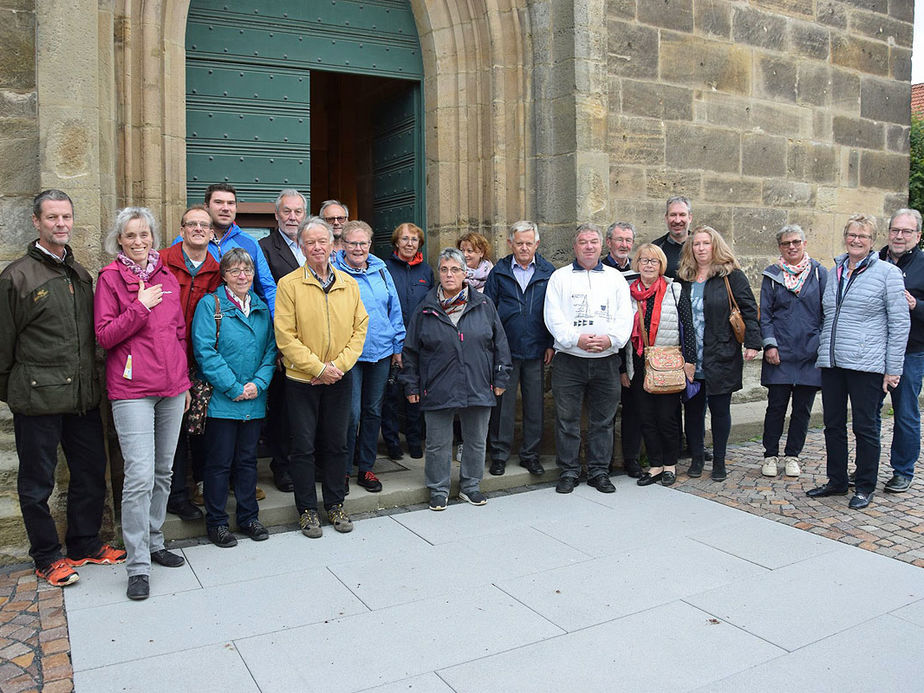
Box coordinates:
[685,545,924,651]
[495,536,768,632]
[68,566,368,671]
[358,672,455,692]
[233,586,565,692]
[63,555,201,611]
[891,597,924,628]
[689,513,840,569]
[695,613,924,692]
[73,642,259,693]
[437,600,785,692]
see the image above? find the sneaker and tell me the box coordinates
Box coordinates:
[327,504,353,533]
[241,520,269,541]
[36,559,79,587]
[761,456,778,477]
[191,481,205,506]
[255,486,266,501]
[357,470,383,492]
[126,574,149,601]
[783,456,801,477]
[300,509,322,538]
[429,494,448,511]
[207,525,238,548]
[459,490,487,506]
[67,543,126,567]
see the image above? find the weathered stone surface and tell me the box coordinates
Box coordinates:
[666,123,739,173]
[702,175,762,205]
[645,169,700,200]
[787,141,838,184]
[886,124,909,153]
[845,148,860,187]
[693,0,730,38]
[0,197,35,262]
[757,0,813,18]
[636,0,693,32]
[609,164,647,199]
[859,77,910,125]
[0,134,39,196]
[732,7,787,50]
[607,19,658,78]
[756,54,798,103]
[839,0,888,14]
[859,150,909,190]
[659,33,750,94]
[693,204,733,237]
[890,46,912,82]
[762,180,816,208]
[577,152,610,220]
[611,199,668,239]
[833,115,883,149]
[795,63,830,107]
[0,90,35,119]
[787,21,830,60]
[0,9,34,91]
[848,9,913,46]
[830,68,861,112]
[620,79,693,120]
[609,115,664,165]
[831,33,889,76]
[887,0,913,23]
[749,101,813,138]
[817,1,848,28]
[813,111,833,141]
[741,133,787,177]
[733,206,789,255]
[607,0,636,20]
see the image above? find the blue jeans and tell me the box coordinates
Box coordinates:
[890,351,924,479]
[203,417,262,529]
[347,357,391,474]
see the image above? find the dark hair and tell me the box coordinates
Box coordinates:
[204,183,237,205]
[33,189,73,218]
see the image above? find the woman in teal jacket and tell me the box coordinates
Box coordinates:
[192,248,276,548]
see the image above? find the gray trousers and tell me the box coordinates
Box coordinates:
[424,406,491,497]
[488,357,544,464]
[112,394,185,577]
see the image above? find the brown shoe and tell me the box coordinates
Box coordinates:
[255,486,266,501]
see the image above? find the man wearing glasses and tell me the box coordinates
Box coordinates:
[879,208,924,493]
[319,199,349,251]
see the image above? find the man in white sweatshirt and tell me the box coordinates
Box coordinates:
[544,224,633,494]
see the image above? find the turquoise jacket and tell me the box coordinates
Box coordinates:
[191,286,277,420]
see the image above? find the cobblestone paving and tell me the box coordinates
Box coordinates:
[674,419,924,568]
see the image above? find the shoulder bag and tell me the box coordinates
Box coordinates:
[185,294,222,436]
[723,275,746,344]
[639,298,686,395]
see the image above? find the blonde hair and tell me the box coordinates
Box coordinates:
[843,214,878,244]
[676,225,739,281]
[631,243,668,276]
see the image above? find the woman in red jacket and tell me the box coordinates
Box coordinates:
[95,207,190,601]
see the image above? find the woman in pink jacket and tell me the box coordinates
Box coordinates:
[95,207,190,601]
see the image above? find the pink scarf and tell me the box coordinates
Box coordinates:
[779,253,811,294]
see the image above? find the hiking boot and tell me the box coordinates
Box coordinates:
[711,460,727,482]
[191,481,205,506]
[67,543,126,567]
[241,520,269,541]
[300,510,322,538]
[357,470,383,492]
[327,504,353,533]
[761,456,778,477]
[36,559,79,587]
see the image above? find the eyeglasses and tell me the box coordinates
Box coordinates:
[845,233,872,241]
[182,221,212,229]
[778,239,803,247]
[324,215,348,224]
[398,236,419,244]
[225,267,254,277]
[637,257,660,265]
[889,227,918,237]
[439,266,465,275]
[344,240,370,249]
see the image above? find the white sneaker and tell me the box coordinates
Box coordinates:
[784,456,801,477]
[761,456,778,477]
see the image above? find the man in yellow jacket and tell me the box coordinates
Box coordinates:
[275,216,368,539]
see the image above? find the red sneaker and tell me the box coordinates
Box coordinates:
[67,543,127,567]
[36,559,79,587]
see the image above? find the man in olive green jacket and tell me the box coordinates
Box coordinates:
[0,190,125,587]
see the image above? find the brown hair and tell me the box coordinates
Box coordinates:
[457,232,491,261]
[676,225,740,281]
[391,222,425,248]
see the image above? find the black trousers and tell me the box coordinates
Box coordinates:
[286,372,353,512]
[762,384,818,458]
[14,409,107,569]
[169,426,207,504]
[684,384,732,463]
[264,366,292,475]
[632,372,681,467]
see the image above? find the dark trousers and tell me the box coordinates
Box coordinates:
[488,357,544,464]
[381,379,423,452]
[762,384,818,458]
[347,357,391,474]
[551,353,621,480]
[821,367,885,495]
[685,383,732,463]
[14,409,107,569]
[620,378,642,465]
[169,427,206,505]
[287,372,352,512]
[202,417,262,529]
[632,372,681,467]
[264,366,291,475]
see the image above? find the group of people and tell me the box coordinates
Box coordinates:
[2,188,921,601]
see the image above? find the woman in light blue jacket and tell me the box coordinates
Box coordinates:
[192,248,277,547]
[808,215,910,510]
[333,221,405,494]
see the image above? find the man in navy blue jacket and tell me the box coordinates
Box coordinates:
[483,221,555,476]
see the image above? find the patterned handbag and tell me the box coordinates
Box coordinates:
[184,295,222,436]
[639,303,686,395]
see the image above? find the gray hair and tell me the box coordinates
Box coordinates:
[104,207,160,256]
[342,220,373,241]
[889,208,922,233]
[33,189,73,218]
[606,221,635,240]
[319,199,349,219]
[508,220,540,242]
[275,189,307,213]
[297,215,333,245]
[775,224,805,244]
[665,195,692,215]
[843,214,878,244]
[437,247,466,270]
[574,223,604,244]
[219,247,254,275]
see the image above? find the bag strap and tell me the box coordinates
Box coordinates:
[723,275,740,313]
[637,301,650,348]
[213,293,223,342]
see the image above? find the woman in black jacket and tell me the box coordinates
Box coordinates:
[400,248,512,511]
[677,226,761,481]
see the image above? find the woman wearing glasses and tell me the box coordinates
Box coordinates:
[333,221,405,494]
[625,244,696,487]
[192,248,276,547]
[808,215,910,510]
[400,248,511,511]
[758,225,826,480]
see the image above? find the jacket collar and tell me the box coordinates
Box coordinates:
[571,259,604,272]
[879,243,920,267]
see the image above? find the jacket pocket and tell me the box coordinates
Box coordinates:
[9,364,76,415]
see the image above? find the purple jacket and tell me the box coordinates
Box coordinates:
[94,259,190,400]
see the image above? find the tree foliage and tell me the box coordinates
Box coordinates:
[910,114,924,219]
